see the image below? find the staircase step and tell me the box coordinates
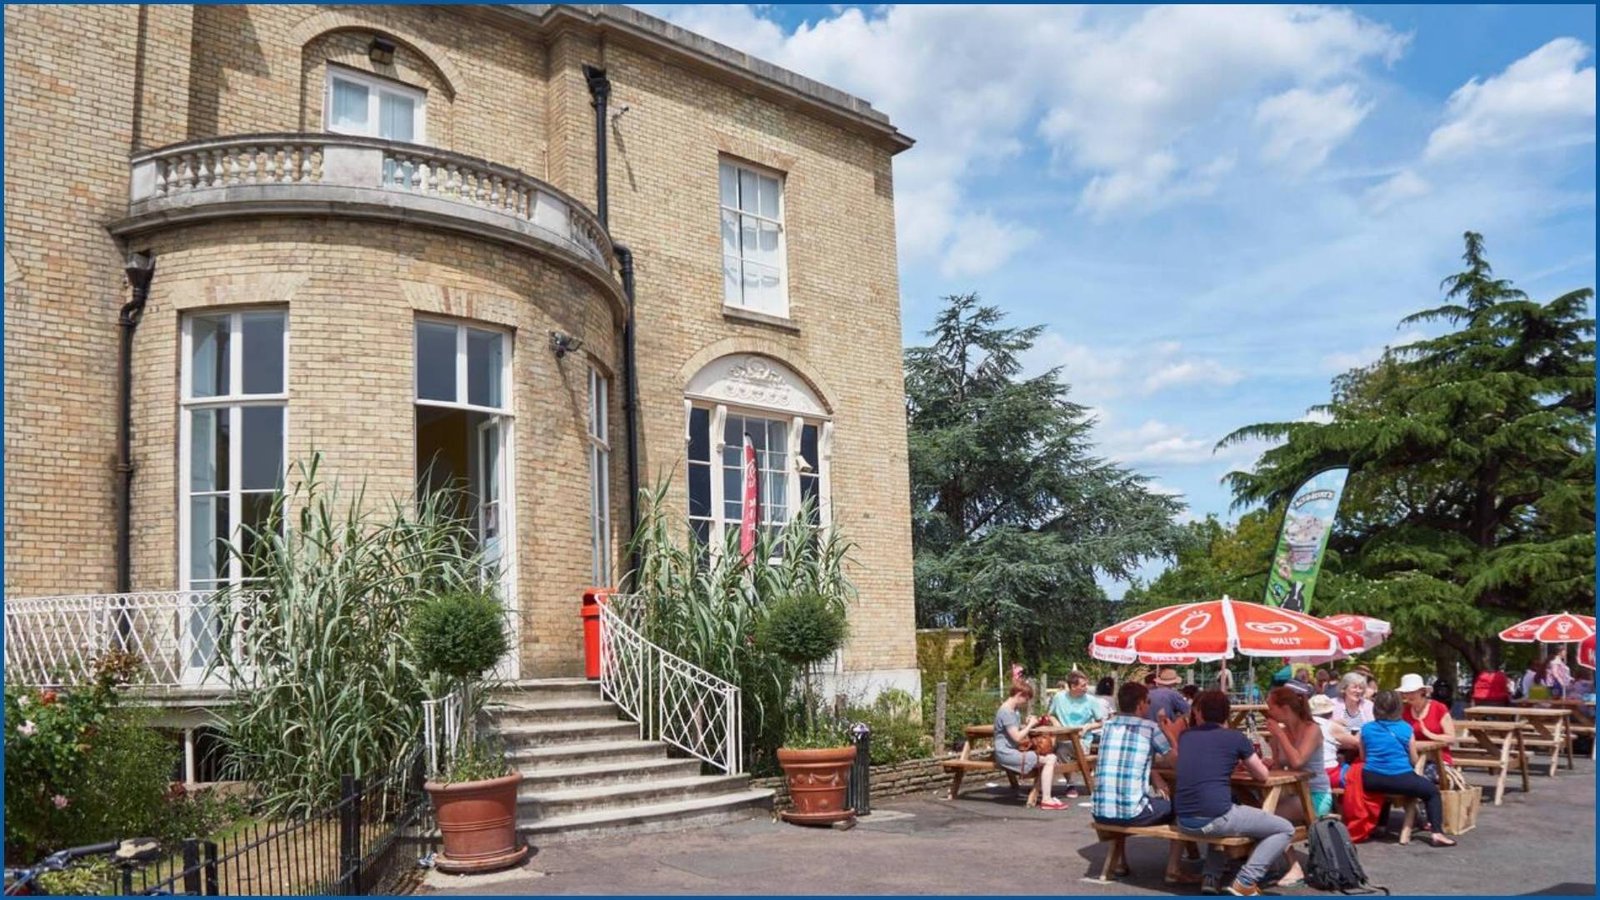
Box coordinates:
[486,699,621,724]
[489,679,603,704]
[518,774,751,820]
[504,739,667,769]
[496,719,639,749]
[517,788,773,842]
[515,757,703,790]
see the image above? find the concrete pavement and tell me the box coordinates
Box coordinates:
[420,760,1595,896]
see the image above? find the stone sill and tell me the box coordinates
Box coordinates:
[723,305,800,334]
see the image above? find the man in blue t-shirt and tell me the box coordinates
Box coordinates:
[1174,691,1296,897]
[1146,668,1192,723]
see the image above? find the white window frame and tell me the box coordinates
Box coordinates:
[587,366,612,587]
[413,317,512,416]
[686,401,830,559]
[325,63,427,142]
[177,308,290,682]
[719,158,789,318]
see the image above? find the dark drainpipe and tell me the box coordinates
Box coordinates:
[583,64,642,587]
[117,251,156,594]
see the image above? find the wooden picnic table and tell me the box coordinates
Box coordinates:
[1411,739,1451,789]
[1465,706,1572,775]
[942,723,1097,804]
[1227,704,1268,730]
[1451,720,1531,805]
[1152,766,1316,838]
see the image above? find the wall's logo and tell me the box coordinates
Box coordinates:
[1171,638,1190,650]
[1557,621,1572,634]
[1245,621,1296,635]
[1178,612,1211,636]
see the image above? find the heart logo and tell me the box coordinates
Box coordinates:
[1171,638,1190,650]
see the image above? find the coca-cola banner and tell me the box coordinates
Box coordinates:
[1263,467,1349,615]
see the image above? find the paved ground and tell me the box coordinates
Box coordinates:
[421,760,1595,896]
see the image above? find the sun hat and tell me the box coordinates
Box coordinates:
[1397,673,1428,694]
[1308,694,1337,718]
[1154,668,1183,686]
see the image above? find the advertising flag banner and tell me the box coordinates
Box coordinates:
[1263,467,1349,614]
[739,433,760,564]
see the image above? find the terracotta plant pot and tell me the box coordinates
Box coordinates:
[776,746,857,826]
[425,772,529,874]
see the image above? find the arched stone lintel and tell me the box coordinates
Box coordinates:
[679,340,835,417]
[289,11,462,98]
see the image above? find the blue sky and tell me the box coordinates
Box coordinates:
[651,4,1597,591]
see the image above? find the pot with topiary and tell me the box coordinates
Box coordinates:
[410,588,528,874]
[761,590,856,826]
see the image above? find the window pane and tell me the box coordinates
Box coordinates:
[240,492,276,578]
[719,162,738,208]
[688,461,711,518]
[189,495,228,581]
[190,316,230,398]
[801,424,819,473]
[416,321,456,402]
[688,408,709,462]
[767,420,788,465]
[690,518,712,548]
[189,408,228,492]
[766,470,788,521]
[721,209,740,256]
[758,174,780,218]
[466,329,502,408]
[331,78,370,132]
[723,465,742,521]
[241,312,285,395]
[379,91,415,142]
[739,169,759,213]
[757,219,781,262]
[723,256,742,306]
[724,414,743,450]
[241,406,283,490]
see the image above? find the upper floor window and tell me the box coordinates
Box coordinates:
[719,159,787,317]
[326,65,425,143]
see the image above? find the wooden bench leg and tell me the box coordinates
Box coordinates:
[1099,836,1126,882]
[1165,840,1184,882]
[947,769,965,800]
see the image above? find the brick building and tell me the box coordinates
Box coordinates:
[4,5,918,699]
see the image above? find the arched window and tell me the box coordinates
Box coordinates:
[684,354,831,555]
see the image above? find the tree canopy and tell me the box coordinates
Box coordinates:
[1217,232,1595,674]
[905,294,1190,664]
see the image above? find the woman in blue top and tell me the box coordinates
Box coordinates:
[1359,690,1457,847]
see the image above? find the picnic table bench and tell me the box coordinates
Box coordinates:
[1514,698,1595,762]
[942,724,1097,804]
[1466,706,1572,776]
[1450,720,1531,805]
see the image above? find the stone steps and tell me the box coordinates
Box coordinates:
[516,789,775,843]
[495,719,640,750]
[486,699,621,724]
[517,773,752,820]
[515,757,703,791]
[503,739,667,769]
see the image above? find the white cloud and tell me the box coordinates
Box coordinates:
[1364,169,1431,212]
[939,212,1040,278]
[1023,333,1245,404]
[1425,37,1597,161]
[1256,84,1373,173]
[1318,329,1429,373]
[1143,359,1245,393]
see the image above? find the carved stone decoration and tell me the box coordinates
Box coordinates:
[686,353,827,418]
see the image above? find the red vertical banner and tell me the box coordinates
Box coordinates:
[740,433,760,563]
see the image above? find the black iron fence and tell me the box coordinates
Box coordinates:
[112,749,432,896]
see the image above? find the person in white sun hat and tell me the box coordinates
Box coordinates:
[1398,672,1457,775]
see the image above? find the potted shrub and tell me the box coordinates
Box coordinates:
[411,588,527,874]
[761,590,856,826]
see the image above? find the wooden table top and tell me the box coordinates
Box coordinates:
[1154,767,1309,788]
[1513,698,1592,708]
[963,722,1087,738]
[1460,720,1531,733]
[1467,705,1572,718]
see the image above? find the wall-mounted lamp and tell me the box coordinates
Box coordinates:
[610,104,632,124]
[368,37,396,66]
[549,331,584,359]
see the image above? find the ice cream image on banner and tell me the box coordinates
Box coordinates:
[1285,514,1328,572]
[1262,467,1349,614]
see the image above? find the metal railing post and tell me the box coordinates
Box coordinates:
[339,774,361,895]
[202,840,219,896]
[181,839,201,896]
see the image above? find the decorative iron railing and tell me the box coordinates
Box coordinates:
[126,133,614,272]
[597,594,743,775]
[4,590,258,689]
[419,691,462,777]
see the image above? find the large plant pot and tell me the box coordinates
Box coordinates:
[776,746,857,826]
[425,773,529,874]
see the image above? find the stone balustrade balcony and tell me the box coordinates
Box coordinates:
[114,134,614,278]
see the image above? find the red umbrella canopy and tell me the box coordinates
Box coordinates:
[1580,635,1595,671]
[1303,614,1392,664]
[1091,596,1365,664]
[1498,613,1596,644]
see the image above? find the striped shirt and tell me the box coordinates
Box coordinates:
[1092,714,1172,821]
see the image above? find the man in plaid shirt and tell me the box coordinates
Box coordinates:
[1093,682,1186,826]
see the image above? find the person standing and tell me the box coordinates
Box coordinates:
[1146,669,1192,723]
[1175,691,1297,897]
[1359,690,1457,847]
[1048,672,1106,799]
[994,683,1064,810]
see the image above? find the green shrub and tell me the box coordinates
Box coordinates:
[781,718,852,750]
[410,590,510,681]
[847,688,931,765]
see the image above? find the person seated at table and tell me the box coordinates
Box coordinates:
[1048,672,1105,798]
[1092,682,1185,831]
[1264,687,1333,819]
[1359,690,1456,847]
[1332,672,1375,734]
[1175,690,1298,896]
[1309,694,1357,787]
[1146,668,1192,723]
[1286,666,1315,696]
[1398,674,1456,777]
[1523,657,1554,700]
[1094,675,1117,719]
[994,682,1065,810]
[1314,668,1338,699]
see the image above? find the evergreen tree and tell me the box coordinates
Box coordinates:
[905,294,1189,664]
[1218,233,1595,675]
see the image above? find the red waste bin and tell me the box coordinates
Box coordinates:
[581,588,608,680]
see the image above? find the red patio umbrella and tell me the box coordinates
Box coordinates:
[1090,595,1365,664]
[1580,635,1595,671]
[1304,614,1391,664]
[1498,613,1596,644]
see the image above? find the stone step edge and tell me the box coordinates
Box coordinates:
[503,739,664,761]
[485,699,619,714]
[494,719,637,736]
[515,757,700,781]
[516,788,774,836]
[519,773,747,804]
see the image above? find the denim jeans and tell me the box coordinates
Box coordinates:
[1180,804,1295,886]
[1093,797,1172,828]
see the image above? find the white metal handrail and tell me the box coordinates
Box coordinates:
[421,690,462,776]
[3,590,257,689]
[597,594,743,775]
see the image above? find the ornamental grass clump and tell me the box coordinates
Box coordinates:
[410,588,512,782]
